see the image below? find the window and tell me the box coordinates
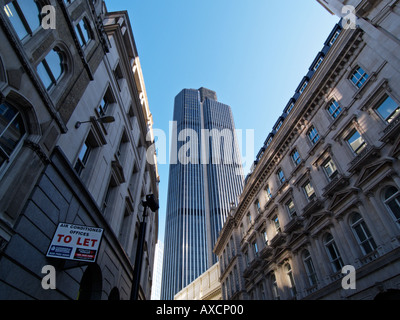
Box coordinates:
[75,18,92,47]
[255,200,261,214]
[265,185,272,201]
[329,30,340,46]
[265,136,273,148]
[4,0,41,40]
[383,186,400,226]
[302,180,316,201]
[252,240,258,257]
[277,169,285,185]
[285,263,297,298]
[262,229,268,246]
[322,157,338,181]
[291,149,301,166]
[244,250,250,266]
[324,233,344,272]
[307,126,320,145]
[37,49,64,90]
[271,273,280,300]
[74,140,92,175]
[0,102,26,167]
[351,67,369,88]
[275,120,283,132]
[303,250,318,286]
[272,215,281,233]
[327,100,342,119]
[346,130,366,155]
[299,81,308,94]
[286,102,295,114]
[247,212,252,225]
[97,92,112,117]
[285,199,297,219]
[375,95,400,123]
[102,176,117,213]
[313,57,324,71]
[350,213,377,255]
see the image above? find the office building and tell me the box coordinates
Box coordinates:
[161,88,244,299]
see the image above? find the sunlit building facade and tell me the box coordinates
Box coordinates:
[161,88,244,300]
[215,0,400,300]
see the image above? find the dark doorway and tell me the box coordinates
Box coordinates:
[109,287,120,300]
[78,264,103,300]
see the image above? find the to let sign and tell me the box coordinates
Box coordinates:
[46,223,104,263]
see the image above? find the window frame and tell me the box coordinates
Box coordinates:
[350,213,377,255]
[383,186,400,226]
[285,199,297,219]
[374,94,400,124]
[327,100,342,120]
[350,66,369,89]
[307,126,320,146]
[4,0,42,40]
[75,17,92,48]
[285,263,297,298]
[36,48,65,91]
[345,129,367,155]
[322,157,339,181]
[323,233,344,273]
[302,180,316,202]
[303,250,318,287]
[291,149,301,166]
[277,168,285,185]
[0,102,27,173]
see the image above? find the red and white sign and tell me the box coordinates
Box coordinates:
[46,223,104,262]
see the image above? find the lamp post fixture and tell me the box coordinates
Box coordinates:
[75,116,115,129]
[130,194,159,300]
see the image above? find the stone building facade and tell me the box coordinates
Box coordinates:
[0,0,159,300]
[174,262,222,301]
[214,0,400,300]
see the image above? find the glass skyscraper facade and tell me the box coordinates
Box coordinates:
[161,88,244,300]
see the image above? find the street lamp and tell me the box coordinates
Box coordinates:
[130,194,159,300]
[75,116,115,129]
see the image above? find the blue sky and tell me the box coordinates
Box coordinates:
[105,0,339,243]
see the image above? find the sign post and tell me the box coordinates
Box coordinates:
[46,223,104,263]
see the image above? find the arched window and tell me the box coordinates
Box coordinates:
[75,17,92,47]
[0,102,26,167]
[270,273,280,300]
[383,186,400,226]
[285,263,297,298]
[4,0,42,40]
[350,213,377,255]
[37,48,64,90]
[323,233,344,273]
[303,250,318,286]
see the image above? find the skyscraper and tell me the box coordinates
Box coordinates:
[161,88,244,300]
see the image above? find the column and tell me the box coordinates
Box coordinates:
[330,219,358,266]
[310,236,331,286]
